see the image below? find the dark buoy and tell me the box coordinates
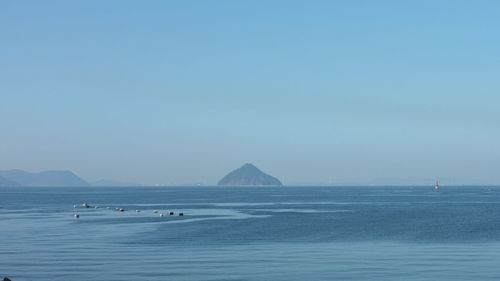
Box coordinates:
[179,213,184,216]
[169,211,174,215]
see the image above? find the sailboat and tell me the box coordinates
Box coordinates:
[434,180,440,190]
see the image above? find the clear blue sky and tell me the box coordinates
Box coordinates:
[1,0,499,185]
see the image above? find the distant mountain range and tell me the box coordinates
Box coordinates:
[2,164,282,187]
[218,163,282,186]
[0,169,89,187]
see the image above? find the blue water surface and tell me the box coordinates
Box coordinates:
[1,186,500,280]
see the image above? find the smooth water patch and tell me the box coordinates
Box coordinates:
[2,242,500,281]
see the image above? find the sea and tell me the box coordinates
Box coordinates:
[2,186,500,280]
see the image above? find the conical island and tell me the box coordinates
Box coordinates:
[218,163,282,186]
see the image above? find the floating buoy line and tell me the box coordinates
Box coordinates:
[73,203,186,219]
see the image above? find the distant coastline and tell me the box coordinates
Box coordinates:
[0,169,88,187]
[1,168,498,188]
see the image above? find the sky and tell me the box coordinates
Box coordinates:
[1,0,499,185]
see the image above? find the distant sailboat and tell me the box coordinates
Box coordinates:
[434,180,440,190]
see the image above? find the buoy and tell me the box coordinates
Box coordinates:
[179,213,184,216]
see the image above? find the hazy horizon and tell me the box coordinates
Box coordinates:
[1,1,499,185]
[1,166,500,186]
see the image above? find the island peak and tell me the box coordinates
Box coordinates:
[218,163,282,186]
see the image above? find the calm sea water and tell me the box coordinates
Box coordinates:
[2,186,500,280]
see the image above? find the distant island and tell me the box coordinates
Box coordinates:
[0,169,89,187]
[218,163,282,186]
[0,175,20,187]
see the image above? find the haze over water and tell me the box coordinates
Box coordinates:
[2,1,500,185]
[2,186,500,280]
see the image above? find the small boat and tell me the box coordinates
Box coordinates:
[179,213,184,216]
[74,213,80,219]
[169,211,174,216]
[434,180,440,190]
